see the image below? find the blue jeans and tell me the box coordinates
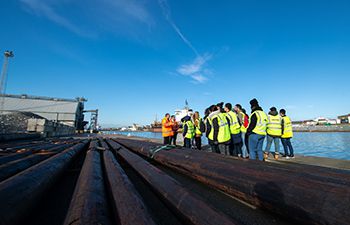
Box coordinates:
[184,138,192,149]
[281,138,294,156]
[264,135,280,155]
[249,133,265,161]
[241,132,249,158]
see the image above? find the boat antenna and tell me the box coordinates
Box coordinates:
[185,99,189,110]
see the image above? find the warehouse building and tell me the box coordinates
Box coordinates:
[0,94,87,130]
[338,114,350,124]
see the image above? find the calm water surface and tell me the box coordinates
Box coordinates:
[105,131,350,160]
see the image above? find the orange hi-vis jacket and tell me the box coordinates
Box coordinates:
[162,117,174,137]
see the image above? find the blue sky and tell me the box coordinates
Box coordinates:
[1,0,350,127]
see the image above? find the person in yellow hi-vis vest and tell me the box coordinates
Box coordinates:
[224,103,242,157]
[264,107,282,160]
[280,109,294,158]
[193,111,205,150]
[208,103,231,155]
[182,115,195,149]
[246,99,268,161]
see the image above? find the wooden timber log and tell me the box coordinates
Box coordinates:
[102,139,156,225]
[0,143,75,182]
[108,140,236,225]
[0,143,60,164]
[114,137,350,225]
[0,140,89,225]
[63,140,113,225]
[0,141,47,152]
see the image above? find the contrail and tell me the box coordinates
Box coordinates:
[158,0,199,56]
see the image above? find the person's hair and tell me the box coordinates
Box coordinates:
[204,108,210,116]
[225,103,232,110]
[165,113,170,116]
[171,115,175,118]
[235,104,242,110]
[209,105,217,112]
[280,109,286,114]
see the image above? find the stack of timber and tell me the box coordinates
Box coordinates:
[114,137,350,225]
[0,136,348,225]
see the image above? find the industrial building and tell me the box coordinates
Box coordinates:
[338,114,350,124]
[0,94,87,130]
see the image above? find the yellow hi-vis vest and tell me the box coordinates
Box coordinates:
[250,110,268,136]
[184,120,195,139]
[267,115,282,136]
[209,113,231,143]
[226,111,241,135]
[207,117,214,141]
[195,118,202,135]
[240,112,248,133]
[281,116,293,138]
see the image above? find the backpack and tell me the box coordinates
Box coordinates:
[199,119,206,133]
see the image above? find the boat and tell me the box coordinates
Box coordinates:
[174,100,193,122]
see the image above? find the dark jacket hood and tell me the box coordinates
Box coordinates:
[181,115,191,122]
[251,106,263,113]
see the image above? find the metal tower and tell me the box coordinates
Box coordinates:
[0,51,14,95]
[0,51,14,113]
[84,109,99,133]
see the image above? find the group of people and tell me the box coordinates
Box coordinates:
[161,98,294,161]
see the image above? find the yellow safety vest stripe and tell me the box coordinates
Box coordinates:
[250,110,268,136]
[217,113,231,143]
[282,116,293,138]
[240,112,248,133]
[208,113,231,142]
[226,111,241,135]
[267,115,282,136]
[185,120,195,139]
[195,118,202,135]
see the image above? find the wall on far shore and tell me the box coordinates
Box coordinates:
[293,125,350,132]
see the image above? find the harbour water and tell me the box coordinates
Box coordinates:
[105,131,350,160]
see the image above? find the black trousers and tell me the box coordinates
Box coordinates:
[245,133,250,154]
[163,136,171,145]
[210,143,219,153]
[194,136,202,150]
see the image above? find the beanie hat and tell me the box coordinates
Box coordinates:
[250,98,259,107]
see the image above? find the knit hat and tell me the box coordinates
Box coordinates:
[250,98,259,107]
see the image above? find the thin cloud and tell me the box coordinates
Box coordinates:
[158,0,199,56]
[177,54,212,83]
[158,0,213,83]
[191,74,208,83]
[20,0,92,37]
[20,0,154,38]
[101,0,154,26]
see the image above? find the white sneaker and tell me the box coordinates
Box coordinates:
[286,156,290,159]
